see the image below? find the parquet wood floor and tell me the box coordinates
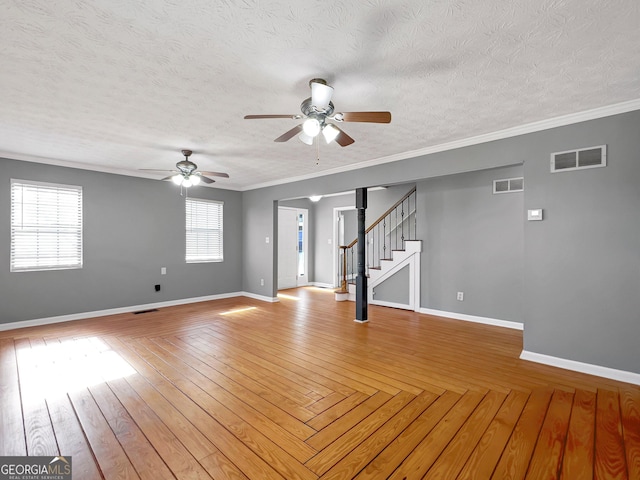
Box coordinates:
[1,287,638,479]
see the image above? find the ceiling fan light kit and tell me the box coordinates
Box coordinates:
[140,149,229,191]
[244,78,391,148]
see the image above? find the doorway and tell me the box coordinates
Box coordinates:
[278,207,308,290]
[333,206,356,288]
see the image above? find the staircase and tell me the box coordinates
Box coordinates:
[336,186,421,311]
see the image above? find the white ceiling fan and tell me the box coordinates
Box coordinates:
[141,149,229,187]
[244,78,391,147]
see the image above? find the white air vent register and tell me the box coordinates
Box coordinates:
[551,145,606,173]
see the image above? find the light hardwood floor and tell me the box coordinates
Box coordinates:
[1,287,638,479]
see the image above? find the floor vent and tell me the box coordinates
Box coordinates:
[551,145,606,173]
[493,177,524,194]
[133,308,159,315]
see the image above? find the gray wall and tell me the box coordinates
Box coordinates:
[311,194,353,286]
[240,110,640,374]
[373,264,410,305]
[0,158,243,324]
[522,112,640,372]
[418,165,524,322]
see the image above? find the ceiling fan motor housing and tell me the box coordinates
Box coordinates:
[176,160,197,175]
[300,97,335,120]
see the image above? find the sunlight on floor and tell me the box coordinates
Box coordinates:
[277,293,300,301]
[220,306,258,315]
[308,286,336,293]
[16,337,136,402]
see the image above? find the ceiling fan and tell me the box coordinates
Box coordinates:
[244,78,391,147]
[141,149,229,187]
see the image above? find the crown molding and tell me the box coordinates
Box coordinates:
[241,98,640,191]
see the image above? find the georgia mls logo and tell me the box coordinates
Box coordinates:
[0,456,72,480]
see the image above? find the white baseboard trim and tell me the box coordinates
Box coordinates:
[520,350,640,386]
[0,291,279,332]
[240,291,279,303]
[419,308,524,331]
[371,299,415,311]
[311,282,335,289]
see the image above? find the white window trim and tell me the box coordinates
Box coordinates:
[11,179,83,272]
[185,197,224,263]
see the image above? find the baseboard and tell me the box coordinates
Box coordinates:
[0,291,278,332]
[419,307,524,330]
[240,291,279,303]
[371,299,415,311]
[311,282,335,289]
[520,350,640,386]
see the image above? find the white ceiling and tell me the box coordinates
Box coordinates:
[2,0,639,190]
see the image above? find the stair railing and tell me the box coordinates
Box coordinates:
[337,186,417,292]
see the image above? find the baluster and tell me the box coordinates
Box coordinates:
[395,208,398,252]
[414,190,417,240]
[383,218,386,260]
[401,198,405,248]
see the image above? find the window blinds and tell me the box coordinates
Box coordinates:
[185,198,223,263]
[11,179,83,272]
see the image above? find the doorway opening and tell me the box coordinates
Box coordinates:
[278,207,308,290]
[333,206,356,288]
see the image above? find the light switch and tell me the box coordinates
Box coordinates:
[161,267,167,275]
[265,236,270,244]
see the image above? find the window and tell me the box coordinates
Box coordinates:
[185,198,223,263]
[11,179,83,272]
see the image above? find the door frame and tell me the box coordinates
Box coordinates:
[278,206,309,288]
[333,205,356,288]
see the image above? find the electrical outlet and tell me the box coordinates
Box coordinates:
[260,278,264,286]
[457,292,464,301]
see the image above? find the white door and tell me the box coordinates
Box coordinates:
[278,208,299,290]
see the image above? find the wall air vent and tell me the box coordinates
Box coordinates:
[493,177,524,194]
[551,145,606,173]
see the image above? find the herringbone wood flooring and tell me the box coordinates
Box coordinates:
[1,287,638,479]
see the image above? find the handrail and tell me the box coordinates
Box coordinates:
[337,186,417,292]
[344,186,417,249]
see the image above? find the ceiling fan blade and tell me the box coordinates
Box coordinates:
[199,175,215,184]
[139,168,175,173]
[244,114,298,119]
[311,81,334,110]
[339,111,392,123]
[274,124,304,142]
[198,171,229,178]
[161,176,175,181]
[334,126,355,147]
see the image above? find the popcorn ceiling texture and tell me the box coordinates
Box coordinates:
[1,0,639,189]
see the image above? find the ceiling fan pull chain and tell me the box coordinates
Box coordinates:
[316,136,320,165]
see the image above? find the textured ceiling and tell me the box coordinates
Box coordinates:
[1,0,639,190]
